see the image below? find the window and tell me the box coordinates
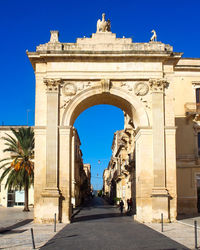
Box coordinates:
[196,88,200,103]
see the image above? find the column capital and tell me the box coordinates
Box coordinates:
[149,78,168,93]
[44,78,62,92]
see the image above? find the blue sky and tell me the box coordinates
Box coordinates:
[0,0,200,189]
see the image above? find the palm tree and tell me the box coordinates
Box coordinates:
[0,127,34,211]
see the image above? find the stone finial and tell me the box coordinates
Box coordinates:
[96,13,111,33]
[50,30,59,43]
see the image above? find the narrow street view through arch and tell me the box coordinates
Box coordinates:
[73,104,131,212]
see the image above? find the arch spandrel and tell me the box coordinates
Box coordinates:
[61,82,150,128]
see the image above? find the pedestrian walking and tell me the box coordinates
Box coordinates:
[129,198,133,211]
[119,199,124,214]
[127,199,130,211]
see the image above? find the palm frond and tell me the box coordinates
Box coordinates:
[0,127,34,191]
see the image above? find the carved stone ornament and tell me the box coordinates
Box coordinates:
[150,29,157,42]
[149,78,168,92]
[101,79,110,93]
[60,81,93,109]
[134,82,149,96]
[97,13,111,32]
[119,82,133,92]
[62,82,77,96]
[44,78,62,92]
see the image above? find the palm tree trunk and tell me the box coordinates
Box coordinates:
[23,182,30,212]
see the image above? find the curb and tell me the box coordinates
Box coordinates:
[177,220,200,229]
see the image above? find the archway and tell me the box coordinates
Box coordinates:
[29,27,178,224]
[62,84,149,128]
[57,84,153,223]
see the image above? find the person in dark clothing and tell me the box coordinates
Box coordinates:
[129,198,133,211]
[127,199,130,211]
[119,200,124,214]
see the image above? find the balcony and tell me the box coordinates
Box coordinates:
[113,169,122,182]
[185,103,200,121]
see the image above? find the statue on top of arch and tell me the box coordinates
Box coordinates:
[96,13,111,33]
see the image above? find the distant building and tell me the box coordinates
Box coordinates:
[103,113,135,210]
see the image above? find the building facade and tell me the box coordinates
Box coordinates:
[103,113,135,210]
[71,129,91,208]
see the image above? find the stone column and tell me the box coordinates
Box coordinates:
[40,79,61,222]
[71,129,76,207]
[59,126,72,223]
[150,78,169,222]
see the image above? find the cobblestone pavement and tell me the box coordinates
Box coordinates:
[0,207,66,249]
[0,207,33,229]
[1,200,200,249]
[41,197,189,250]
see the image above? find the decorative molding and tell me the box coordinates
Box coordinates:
[149,78,168,92]
[44,78,62,92]
[120,82,133,92]
[192,81,200,88]
[60,81,93,109]
[60,97,73,109]
[41,188,60,198]
[134,82,149,96]
[62,82,77,96]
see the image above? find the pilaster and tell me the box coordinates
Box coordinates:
[41,79,61,199]
[71,128,76,206]
[149,78,170,222]
[59,126,73,223]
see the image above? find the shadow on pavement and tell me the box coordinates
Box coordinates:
[177,213,200,220]
[41,197,189,250]
[0,219,33,234]
[41,219,189,250]
[71,212,122,223]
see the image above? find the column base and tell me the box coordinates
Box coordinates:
[41,187,60,197]
[151,187,170,222]
[34,187,61,223]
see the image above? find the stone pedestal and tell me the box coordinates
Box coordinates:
[151,188,170,222]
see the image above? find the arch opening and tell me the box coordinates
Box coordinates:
[62,86,149,128]
[72,103,136,212]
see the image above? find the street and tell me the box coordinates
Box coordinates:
[41,197,188,250]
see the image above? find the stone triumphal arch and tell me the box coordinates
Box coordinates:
[28,14,179,223]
